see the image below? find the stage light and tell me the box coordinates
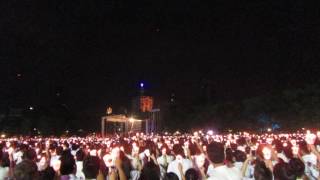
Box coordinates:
[140,83,144,88]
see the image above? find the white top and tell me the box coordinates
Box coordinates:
[157,155,174,178]
[207,165,242,180]
[0,166,9,180]
[167,158,193,180]
[76,161,85,180]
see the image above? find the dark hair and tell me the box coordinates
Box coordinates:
[139,161,160,180]
[14,160,39,180]
[39,167,55,180]
[234,150,247,162]
[273,160,296,180]
[207,142,224,164]
[225,148,234,163]
[288,158,305,178]
[22,148,37,162]
[172,144,184,157]
[0,152,10,167]
[56,146,63,156]
[185,168,200,180]
[254,160,272,180]
[83,156,100,179]
[164,172,179,180]
[76,149,85,161]
[59,150,76,175]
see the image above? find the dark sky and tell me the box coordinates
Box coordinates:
[1,0,320,114]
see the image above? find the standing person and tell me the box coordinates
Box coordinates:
[157,146,174,179]
[60,150,79,180]
[0,151,10,179]
[206,142,242,180]
[167,144,193,180]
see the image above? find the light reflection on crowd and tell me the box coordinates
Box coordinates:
[0,130,320,180]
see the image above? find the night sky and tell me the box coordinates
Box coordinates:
[1,0,320,115]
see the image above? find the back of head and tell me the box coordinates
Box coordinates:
[164,172,179,180]
[234,150,247,162]
[254,160,272,180]
[172,144,184,157]
[14,160,39,180]
[76,149,85,161]
[288,158,305,178]
[207,142,225,164]
[83,156,100,179]
[273,161,295,180]
[60,150,76,175]
[139,161,160,180]
[185,168,200,180]
[39,167,55,180]
[22,148,37,162]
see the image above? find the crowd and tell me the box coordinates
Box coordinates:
[0,130,320,180]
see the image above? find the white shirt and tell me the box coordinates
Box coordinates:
[302,153,319,180]
[0,166,9,180]
[157,155,174,178]
[207,164,242,180]
[76,161,85,180]
[167,158,193,180]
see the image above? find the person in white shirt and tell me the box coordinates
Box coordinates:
[206,142,242,180]
[157,146,174,179]
[75,149,86,180]
[167,144,193,180]
[0,152,10,180]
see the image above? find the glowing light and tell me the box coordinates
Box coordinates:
[267,128,272,132]
[140,83,144,88]
[29,106,34,110]
[207,130,213,136]
[1,134,5,138]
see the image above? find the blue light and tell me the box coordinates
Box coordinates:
[140,83,144,88]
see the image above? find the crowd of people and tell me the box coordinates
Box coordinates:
[0,130,320,180]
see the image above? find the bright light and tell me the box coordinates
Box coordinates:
[1,134,5,138]
[267,128,272,132]
[129,118,134,122]
[140,83,144,88]
[29,106,34,110]
[207,130,213,136]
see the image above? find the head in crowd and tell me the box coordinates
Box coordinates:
[254,160,273,180]
[164,172,179,180]
[273,160,296,180]
[172,144,184,157]
[83,156,100,179]
[288,158,305,178]
[22,148,37,162]
[14,160,39,180]
[299,141,310,155]
[234,150,247,162]
[256,144,273,161]
[185,168,200,180]
[207,142,225,164]
[59,150,76,175]
[39,167,55,180]
[76,149,85,161]
[139,161,160,180]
